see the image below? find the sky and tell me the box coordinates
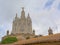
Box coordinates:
[0,0,60,41]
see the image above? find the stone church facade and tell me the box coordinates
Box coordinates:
[11,7,33,35]
[2,7,35,41]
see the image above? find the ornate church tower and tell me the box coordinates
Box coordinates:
[27,13,32,34]
[11,13,18,34]
[21,7,25,19]
[20,7,26,34]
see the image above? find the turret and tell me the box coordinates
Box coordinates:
[7,30,9,36]
[33,30,35,35]
[48,27,53,35]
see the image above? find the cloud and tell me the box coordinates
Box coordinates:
[57,3,60,10]
[44,0,55,10]
[0,0,60,41]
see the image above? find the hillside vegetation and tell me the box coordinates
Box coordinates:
[1,36,17,44]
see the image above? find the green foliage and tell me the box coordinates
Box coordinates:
[1,36,17,44]
[26,36,30,39]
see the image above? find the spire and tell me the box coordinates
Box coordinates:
[15,13,18,21]
[21,7,25,19]
[27,13,30,19]
[16,10,18,18]
[27,13,32,23]
[16,13,17,17]
[22,7,24,11]
[15,13,17,19]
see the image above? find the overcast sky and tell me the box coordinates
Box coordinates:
[0,0,60,41]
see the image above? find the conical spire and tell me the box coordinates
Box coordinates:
[16,13,17,17]
[27,13,30,19]
[15,10,18,18]
[15,13,18,20]
[15,13,17,18]
[27,13,32,23]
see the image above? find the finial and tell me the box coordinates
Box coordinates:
[15,13,17,18]
[22,7,24,10]
[27,13,31,19]
[15,13,18,19]
[16,9,18,17]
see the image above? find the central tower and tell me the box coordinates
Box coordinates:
[21,7,25,19]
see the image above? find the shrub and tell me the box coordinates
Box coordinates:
[1,36,17,44]
[26,36,30,39]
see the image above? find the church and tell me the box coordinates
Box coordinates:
[2,7,35,41]
[11,7,33,35]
